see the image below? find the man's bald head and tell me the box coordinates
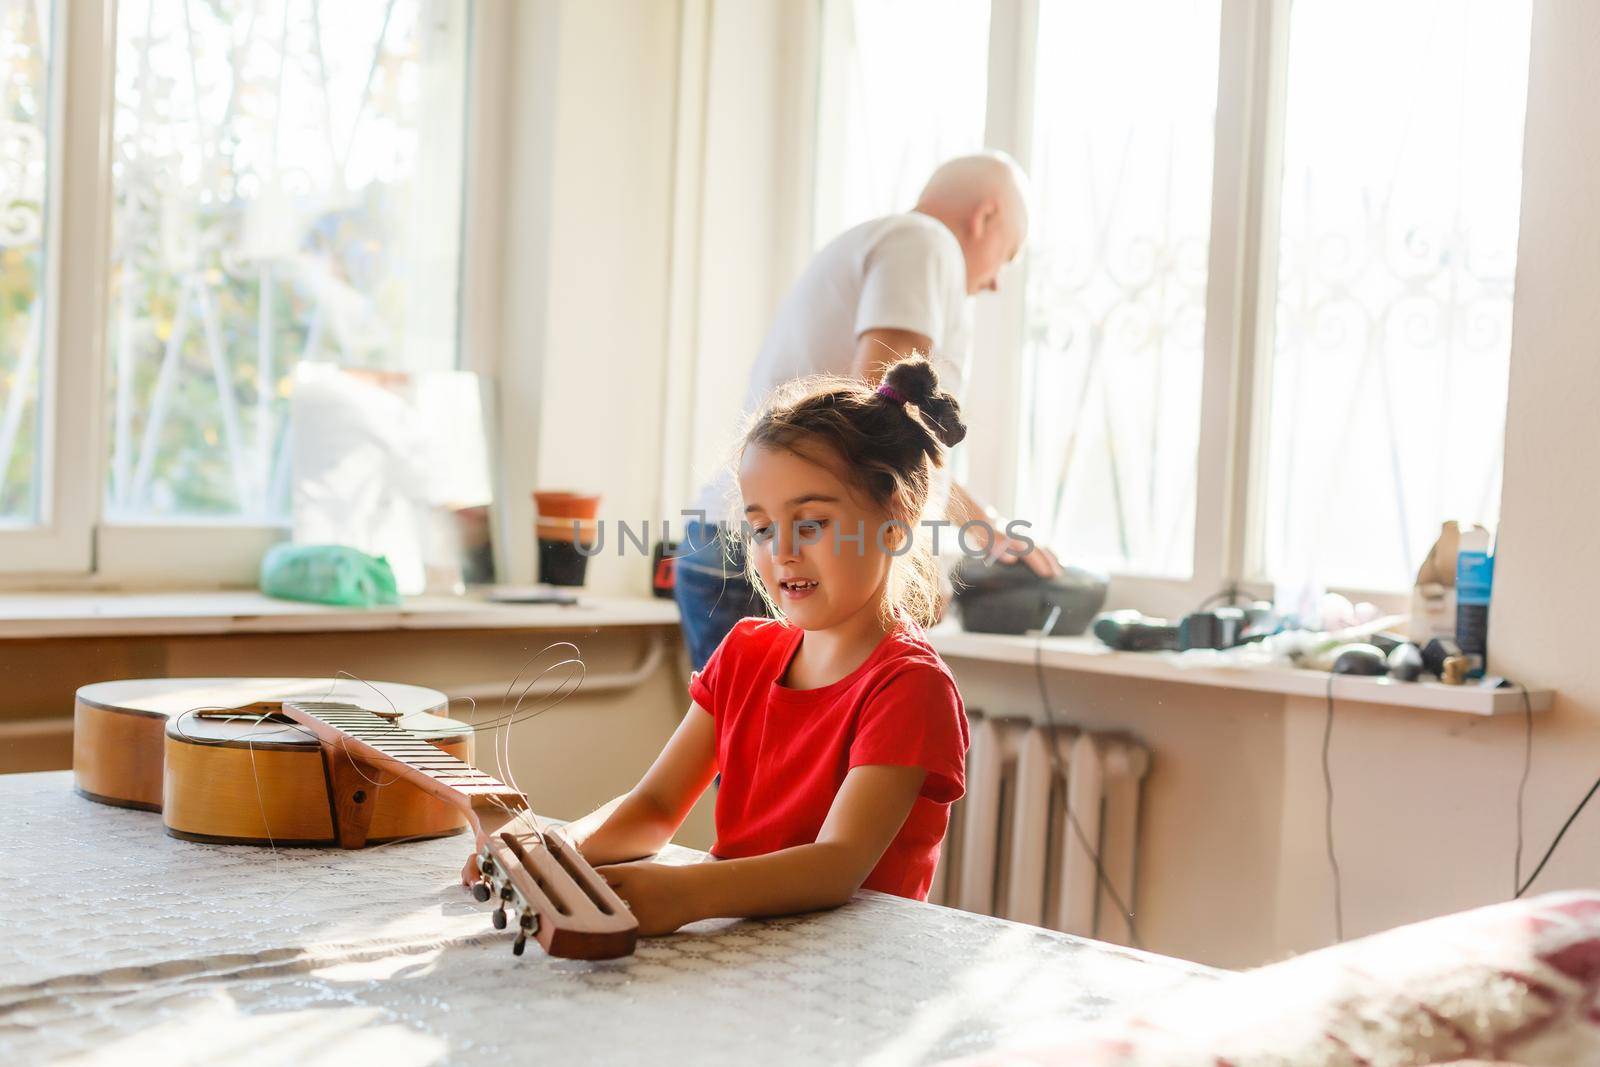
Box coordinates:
[915,152,1031,294]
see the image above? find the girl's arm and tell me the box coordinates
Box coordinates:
[599,764,926,934]
[560,704,718,867]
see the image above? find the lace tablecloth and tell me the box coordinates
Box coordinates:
[0,772,1217,1065]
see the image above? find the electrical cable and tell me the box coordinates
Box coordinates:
[1194,582,1243,615]
[1323,674,1344,941]
[1514,682,1533,896]
[1034,604,1143,948]
[1516,687,1599,900]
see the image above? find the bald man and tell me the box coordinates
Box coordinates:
[675,151,1062,669]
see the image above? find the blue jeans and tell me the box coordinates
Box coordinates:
[673,521,767,671]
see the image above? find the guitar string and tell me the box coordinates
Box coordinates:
[168,650,592,892]
[173,704,494,904]
[306,661,577,793]
[435,643,589,841]
[321,651,589,837]
[172,706,316,880]
[501,652,586,797]
[482,647,590,840]
[318,650,588,802]
[320,672,407,789]
[449,689,537,842]
[173,703,516,886]
[456,642,588,731]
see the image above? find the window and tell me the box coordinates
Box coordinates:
[104,0,468,523]
[812,0,990,247]
[0,0,54,528]
[1018,0,1222,579]
[813,0,1532,600]
[0,0,481,579]
[1259,0,1531,592]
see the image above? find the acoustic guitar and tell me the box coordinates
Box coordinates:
[74,678,458,834]
[72,678,637,959]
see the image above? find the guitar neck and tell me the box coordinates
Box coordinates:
[281,699,639,960]
[281,700,528,839]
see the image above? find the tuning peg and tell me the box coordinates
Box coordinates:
[493,885,514,928]
[471,881,492,902]
[511,911,535,955]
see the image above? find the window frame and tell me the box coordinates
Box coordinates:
[1,0,106,578]
[0,0,506,588]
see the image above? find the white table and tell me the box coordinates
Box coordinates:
[0,772,1217,1065]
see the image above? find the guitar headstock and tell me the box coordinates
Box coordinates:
[279,699,637,958]
[467,826,637,960]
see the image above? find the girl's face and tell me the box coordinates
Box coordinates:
[739,442,898,631]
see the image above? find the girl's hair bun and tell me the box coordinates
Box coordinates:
[885,357,968,449]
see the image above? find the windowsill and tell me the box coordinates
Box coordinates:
[927,625,1554,717]
[0,589,680,641]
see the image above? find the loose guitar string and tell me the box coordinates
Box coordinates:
[305,656,584,814]
[294,647,592,843]
[172,705,314,882]
[189,643,588,857]
[306,659,581,795]
[171,703,536,892]
[500,647,587,797]
[301,652,582,863]
[437,642,589,838]
[170,705,434,890]
[476,646,588,839]
[168,709,503,899]
[307,657,579,839]
[169,648,590,875]
[320,672,406,789]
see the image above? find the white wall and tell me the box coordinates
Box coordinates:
[497,0,680,595]
[1488,0,1600,897]
[497,1,818,594]
[670,1,819,517]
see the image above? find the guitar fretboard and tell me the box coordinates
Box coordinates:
[285,701,526,803]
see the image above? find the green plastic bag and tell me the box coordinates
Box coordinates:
[259,543,401,607]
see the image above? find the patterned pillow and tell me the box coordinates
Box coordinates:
[961,892,1600,1067]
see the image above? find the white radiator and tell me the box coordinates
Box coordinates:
[929,713,1149,946]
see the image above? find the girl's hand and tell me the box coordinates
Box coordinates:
[596,860,693,937]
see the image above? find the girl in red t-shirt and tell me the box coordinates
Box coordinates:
[561,358,971,935]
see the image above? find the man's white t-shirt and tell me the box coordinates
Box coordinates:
[693,212,971,524]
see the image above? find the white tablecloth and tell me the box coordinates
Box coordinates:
[0,772,1217,1065]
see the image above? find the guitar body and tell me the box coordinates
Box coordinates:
[74,678,471,846]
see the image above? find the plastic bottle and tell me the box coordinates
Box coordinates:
[1455,527,1494,678]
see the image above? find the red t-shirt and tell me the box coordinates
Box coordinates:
[687,617,969,901]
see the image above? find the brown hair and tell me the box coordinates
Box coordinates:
[738,357,968,627]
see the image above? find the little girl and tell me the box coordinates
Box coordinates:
[561,357,970,935]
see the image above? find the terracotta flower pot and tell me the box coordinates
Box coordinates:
[534,491,602,521]
[533,491,601,586]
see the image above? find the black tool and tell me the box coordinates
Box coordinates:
[1422,637,1463,678]
[1178,607,1247,650]
[1386,643,1424,681]
[1093,610,1180,651]
[1330,644,1388,676]
[952,557,1108,636]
